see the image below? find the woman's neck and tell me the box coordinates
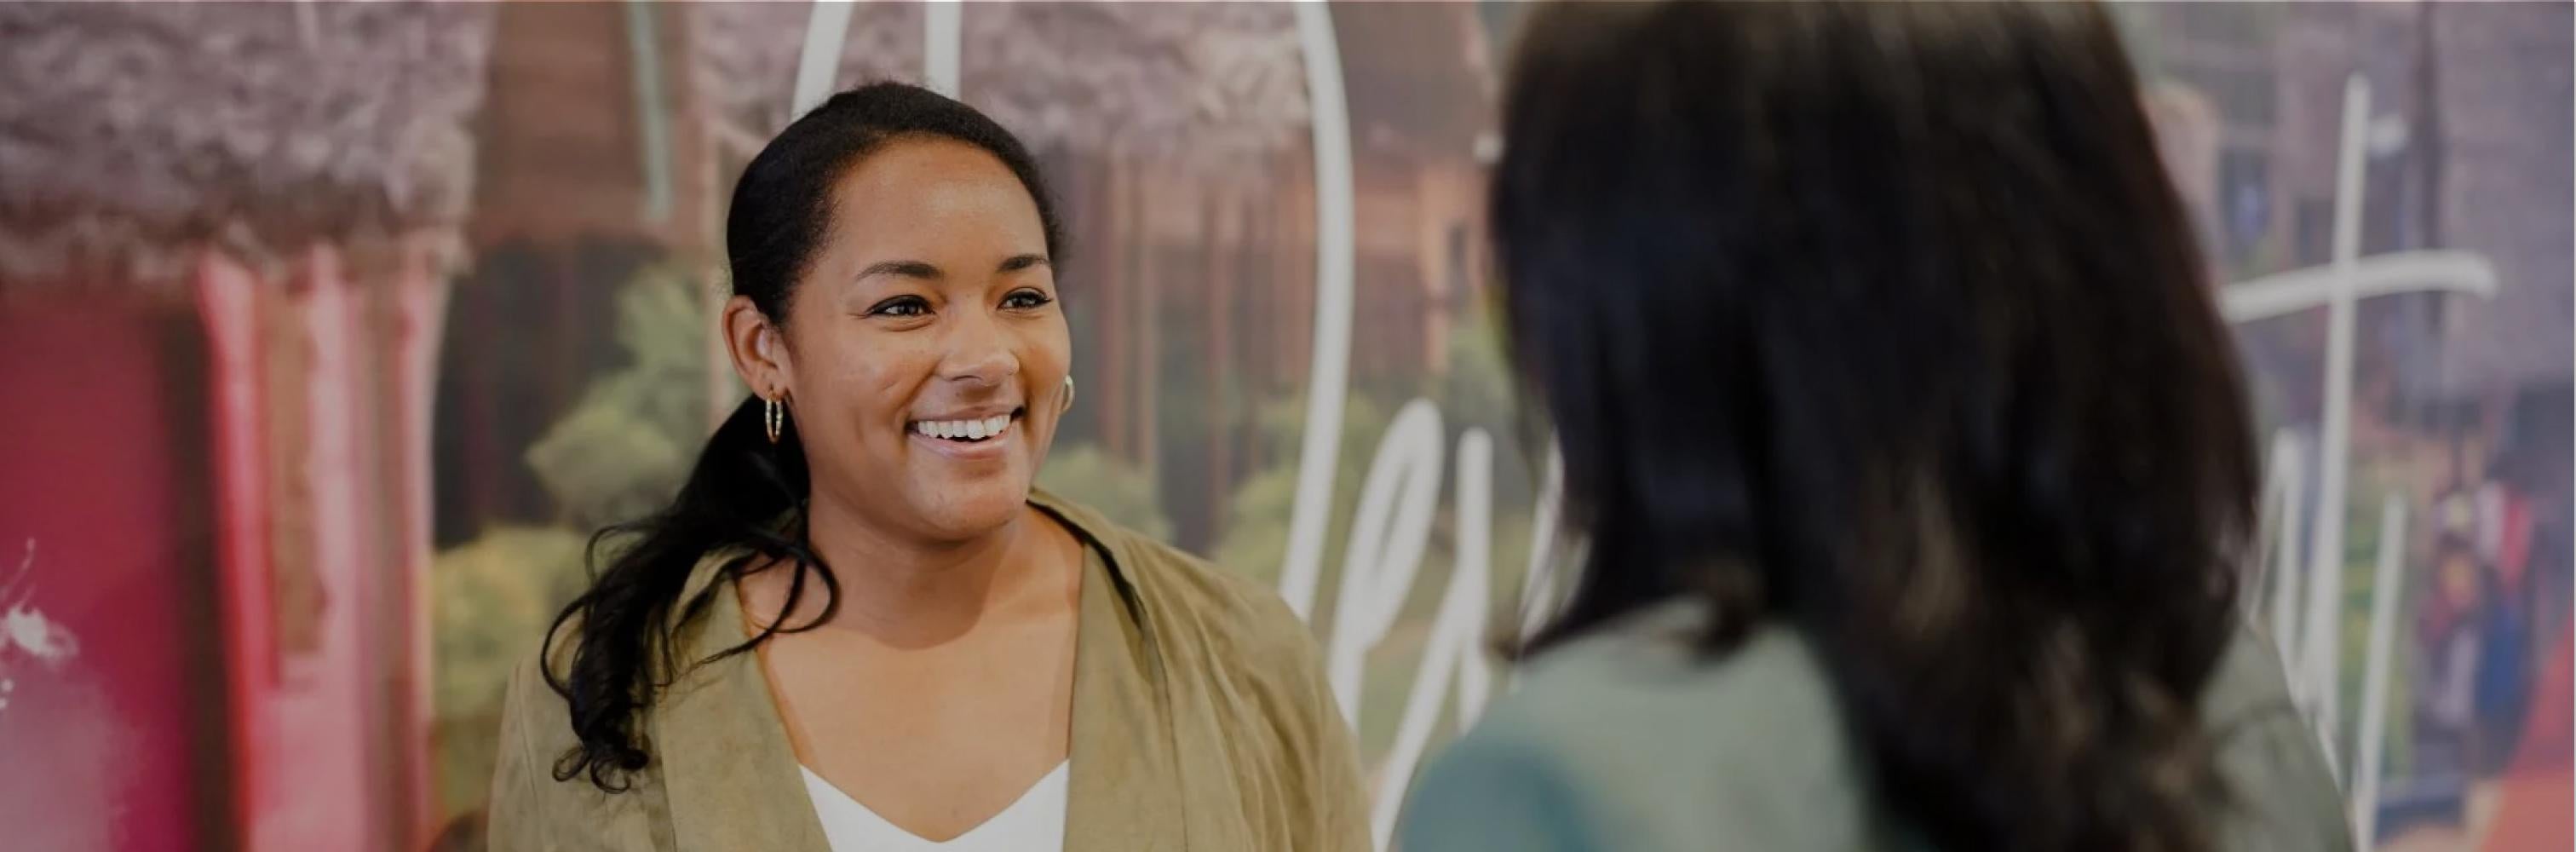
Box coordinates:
[746,499,1068,649]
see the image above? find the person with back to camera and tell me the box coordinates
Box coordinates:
[1400,3,2354,851]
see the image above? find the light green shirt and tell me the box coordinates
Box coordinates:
[1400,602,2354,852]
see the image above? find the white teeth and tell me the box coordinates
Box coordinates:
[912,415,1012,440]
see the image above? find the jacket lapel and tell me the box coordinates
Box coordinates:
[1061,538,1193,852]
[648,498,1196,852]
[651,551,834,852]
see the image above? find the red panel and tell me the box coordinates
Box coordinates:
[0,299,204,852]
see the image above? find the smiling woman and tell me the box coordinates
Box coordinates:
[734,132,1072,544]
[486,83,1371,852]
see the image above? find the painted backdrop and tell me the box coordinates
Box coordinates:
[0,3,2567,851]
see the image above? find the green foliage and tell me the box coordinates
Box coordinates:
[1208,348,1550,763]
[1440,323,1522,446]
[1216,394,1394,595]
[1211,463,1303,590]
[436,266,710,825]
[1038,442,1176,541]
[1212,318,1538,617]
[525,267,712,529]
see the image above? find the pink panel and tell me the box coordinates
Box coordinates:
[0,300,204,852]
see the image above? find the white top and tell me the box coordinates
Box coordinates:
[799,763,1070,852]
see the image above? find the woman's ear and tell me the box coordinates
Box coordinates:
[722,295,791,399]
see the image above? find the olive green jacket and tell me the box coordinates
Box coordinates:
[489,492,1371,851]
[1400,602,2355,852]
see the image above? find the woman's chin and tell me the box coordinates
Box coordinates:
[907,479,1035,538]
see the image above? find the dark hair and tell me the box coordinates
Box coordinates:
[542,82,1063,792]
[1496,3,2253,851]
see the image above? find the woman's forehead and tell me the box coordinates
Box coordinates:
[823,139,1045,248]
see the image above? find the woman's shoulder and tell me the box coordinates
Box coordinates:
[1129,536,1312,655]
[1489,602,1849,748]
[497,627,582,770]
[488,616,696,849]
[486,633,593,847]
[1037,491,1371,847]
[2200,623,2314,728]
[2199,625,2354,851]
[1406,607,1880,851]
[1411,613,2355,852]
[1036,491,1315,663]
[1510,611,1855,765]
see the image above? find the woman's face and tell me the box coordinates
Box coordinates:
[730,137,1071,543]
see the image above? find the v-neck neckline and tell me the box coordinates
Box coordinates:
[796,760,1070,849]
[647,495,1198,852]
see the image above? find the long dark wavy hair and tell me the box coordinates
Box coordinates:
[540,82,1064,792]
[1495,3,2254,851]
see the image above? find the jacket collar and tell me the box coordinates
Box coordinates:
[647,492,1193,851]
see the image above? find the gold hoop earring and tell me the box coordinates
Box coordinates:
[765,395,785,444]
[1060,376,1077,413]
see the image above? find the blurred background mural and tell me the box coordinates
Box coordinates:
[0,3,2565,851]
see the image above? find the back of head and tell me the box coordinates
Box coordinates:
[1495,3,2254,850]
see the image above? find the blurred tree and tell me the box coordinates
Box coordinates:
[1216,394,1393,591]
[1437,315,1521,449]
[1210,465,1304,589]
[1211,331,1536,604]
[1205,331,1550,761]
[434,264,708,826]
[1038,442,1176,543]
[524,266,711,530]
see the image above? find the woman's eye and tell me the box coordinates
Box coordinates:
[867,296,931,317]
[1002,289,1055,310]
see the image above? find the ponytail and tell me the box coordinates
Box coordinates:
[540,394,837,791]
